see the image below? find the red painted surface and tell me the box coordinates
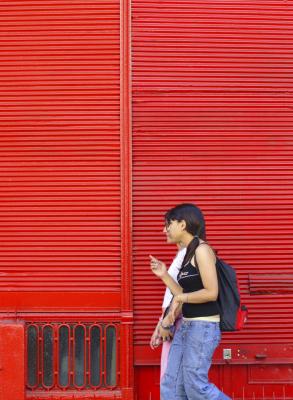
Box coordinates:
[0,292,121,310]
[0,0,121,310]
[134,365,229,400]
[0,322,25,400]
[0,0,133,399]
[26,394,122,400]
[0,0,292,399]
[135,364,293,400]
[120,0,134,396]
[132,0,293,398]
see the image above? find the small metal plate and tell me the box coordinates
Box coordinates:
[223,348,232,360]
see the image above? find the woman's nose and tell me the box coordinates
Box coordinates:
[163,226,167,233]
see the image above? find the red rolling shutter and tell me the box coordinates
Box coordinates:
[0,0,121,309]
[132,0,293,395]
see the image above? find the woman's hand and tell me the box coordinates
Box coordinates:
[158,318,174,342]
[170,294,185,324]
[150,255,167,278]
[150,324,162,350]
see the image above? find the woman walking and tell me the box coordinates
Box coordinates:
[150,203,230,400]
[149,244,186,380]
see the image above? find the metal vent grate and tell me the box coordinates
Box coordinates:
[26,322,119,391]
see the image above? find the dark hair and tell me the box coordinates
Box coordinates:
[165,203,206,268]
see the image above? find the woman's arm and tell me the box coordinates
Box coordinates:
[150,255,183,295]
[161,271,183,295]
[186,244,218,302]
[150,312,164,349]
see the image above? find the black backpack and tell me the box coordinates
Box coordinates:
[216,257,247,332]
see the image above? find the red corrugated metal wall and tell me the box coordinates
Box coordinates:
[0,1,133,398]
[1,0,293,399]
[0,0,121,308]
[132,1,293,399]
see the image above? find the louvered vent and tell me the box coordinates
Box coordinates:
[26,321,119,390]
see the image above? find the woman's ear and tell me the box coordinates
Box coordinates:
[179,220,186,231]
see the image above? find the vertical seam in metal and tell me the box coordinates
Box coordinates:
[120,0,134,396]
[120,0,133,312]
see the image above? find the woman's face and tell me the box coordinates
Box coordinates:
[163,219,185,244]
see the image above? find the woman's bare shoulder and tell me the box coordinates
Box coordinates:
[195,242,216,263]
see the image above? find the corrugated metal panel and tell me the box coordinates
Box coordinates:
[132,0,293,349]
[0,1,121,294]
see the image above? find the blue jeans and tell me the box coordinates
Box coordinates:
[161,320,231,400]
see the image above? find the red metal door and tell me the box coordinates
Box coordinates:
[132,1,293,399]
[0,0,133,399]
